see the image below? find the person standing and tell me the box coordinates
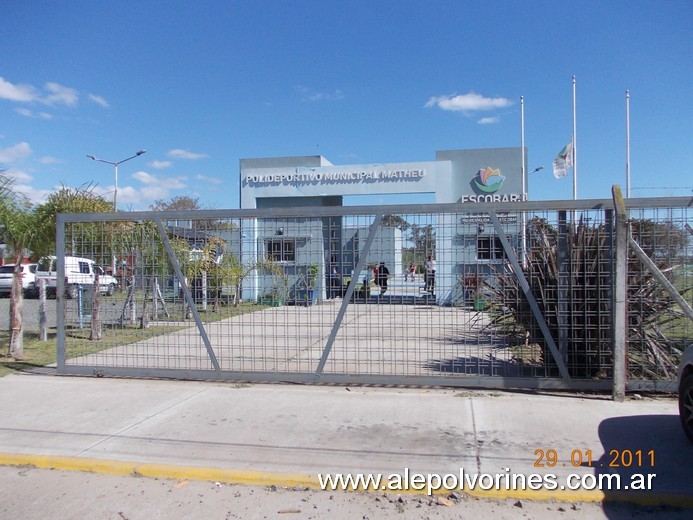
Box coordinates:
[377,262,390,295]
[407,262,416,282]
[329,267,342,298]
[424,255,436,294]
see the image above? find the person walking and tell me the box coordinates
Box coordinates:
[377,262,390,295]
[407,262,416,282]
[424,255,436,294]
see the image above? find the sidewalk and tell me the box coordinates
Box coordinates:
[0,372,690,506]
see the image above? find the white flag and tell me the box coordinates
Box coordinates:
[552,140,573,179]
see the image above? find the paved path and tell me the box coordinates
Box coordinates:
[0,372,690,507]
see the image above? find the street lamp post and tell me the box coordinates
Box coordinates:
[87,150,146,211]
[87,150,146,285]
[523,165,544,199]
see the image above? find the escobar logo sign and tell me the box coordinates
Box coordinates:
[474,167,505,193]
[461,166,521,203]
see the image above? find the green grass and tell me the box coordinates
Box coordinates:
[0,301,266,377]
[0,330,58,377]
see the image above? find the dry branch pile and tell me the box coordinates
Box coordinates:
[490,216,689,379]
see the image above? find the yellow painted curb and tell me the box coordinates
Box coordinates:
[1,452,691,508]
[0,452,316,489]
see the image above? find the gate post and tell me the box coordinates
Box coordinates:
[612,186,627,402]
[557,211,568,363]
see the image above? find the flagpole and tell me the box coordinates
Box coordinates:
[520,95,527,267]
[626,89,631,198]
[572,75,577,200]
[521,96,526,199]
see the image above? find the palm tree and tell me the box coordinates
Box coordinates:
[1,177,114,357]
[0,171,37,359]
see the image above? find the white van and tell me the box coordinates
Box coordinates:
[35,256,119,298]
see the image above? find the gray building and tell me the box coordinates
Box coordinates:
[239,148,525,304]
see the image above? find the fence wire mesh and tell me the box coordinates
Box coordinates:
[55,198,692,389]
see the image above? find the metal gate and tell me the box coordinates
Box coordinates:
[55,195,692,391]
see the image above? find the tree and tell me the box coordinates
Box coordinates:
[226,254,260,307]
[33,183,114,259]
[410,224,436,256]
[35,185,115,341]
[150,196,201,212]
[630,219,690,261]
[150,195,237,232]
[382,214,410,233]
[168,234,222,314]
[0,171,37,358]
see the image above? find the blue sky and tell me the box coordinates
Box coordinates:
[2,0,691,210]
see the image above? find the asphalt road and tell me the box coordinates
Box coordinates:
[3,465,687,520]
[0,295,58,330]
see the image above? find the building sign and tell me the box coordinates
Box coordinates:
[459,214,518,224]
[242,168,426,187]
[241,148,523,208]
[460,193,522,203]
[461,165,521,203]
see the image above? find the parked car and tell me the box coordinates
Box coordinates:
[34,256,118,298]
[679,345,693,443]
[0,263,38,298]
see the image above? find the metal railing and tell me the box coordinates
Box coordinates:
[54,195,692,391]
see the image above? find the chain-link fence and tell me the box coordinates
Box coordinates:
[55,196,692,390]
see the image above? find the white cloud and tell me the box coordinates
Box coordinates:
[165,178,188,190]
[115,185,168,206]
[38,156,63,164]
[91,184,114,200]
[167,149,209,160]
[0,76,37,102]
[110,186,162,209]
[89,170,191,209]
[42,82,79,107]
[149,160,172,169]
[0,142,32,163]
[88,93,109,108]
[13,184,53,205]
[131,171,159,185]
[478,116,500,124]
[15,107,53,119]
[296,85,344,102]
[132,170,187,189]
[0,77,94,109]
[113,172,188,209]
[4,167,33,184]
[195,174,223,185]
[425,92,512,112]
